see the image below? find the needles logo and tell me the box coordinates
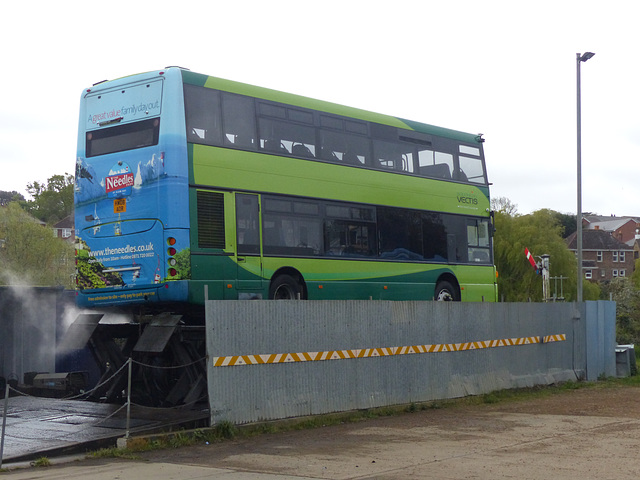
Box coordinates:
[106,162,134,198]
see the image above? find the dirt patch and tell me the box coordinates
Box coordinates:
[481,384,640,417]
[134,384,640,480]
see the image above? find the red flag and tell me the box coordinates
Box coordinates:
[525,248,538,270]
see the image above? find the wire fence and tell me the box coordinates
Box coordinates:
[0,354,208,467]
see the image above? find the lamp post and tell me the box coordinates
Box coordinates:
[576,51,594,303]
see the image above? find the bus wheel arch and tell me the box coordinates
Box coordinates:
[268,268,307,300]
[434,274,461,302]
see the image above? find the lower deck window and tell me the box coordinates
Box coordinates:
[263,217,322,256]
[325,221,375,257]
[253,195,493,265]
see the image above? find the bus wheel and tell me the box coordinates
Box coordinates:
[269,274,303,300]
[434,280,459,301]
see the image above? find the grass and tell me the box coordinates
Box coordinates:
[473,373,640,406]
[30,457,51,467]
[87,420,241,459]
[86,374,640,460]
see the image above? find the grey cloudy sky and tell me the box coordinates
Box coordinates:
[1,0,638,215]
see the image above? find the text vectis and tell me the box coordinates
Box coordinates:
[457,195,478,205]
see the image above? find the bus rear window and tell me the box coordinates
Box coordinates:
[86,118,160,157]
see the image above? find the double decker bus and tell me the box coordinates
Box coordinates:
[75,67,497,311]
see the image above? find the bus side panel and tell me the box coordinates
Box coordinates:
[260,258,496,301]
[187,189,240,303]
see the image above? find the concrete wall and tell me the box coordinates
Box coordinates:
[206,301,615,425]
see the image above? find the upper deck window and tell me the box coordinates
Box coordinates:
[183,84,488,186]
[457,144,486,184]
[184,85,222,145]
[86,118,160,157]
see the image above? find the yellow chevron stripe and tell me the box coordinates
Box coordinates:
[543,334,566,343]
[211,333,567,367]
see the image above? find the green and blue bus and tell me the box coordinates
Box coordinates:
[75,67,497,310]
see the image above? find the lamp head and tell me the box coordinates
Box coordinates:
[579,52,595,62]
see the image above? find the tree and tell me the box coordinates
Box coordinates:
[491,196,518,216]
[0,203,74,288]
[23,173,74,224]
[493,206,599,302]
[631,259,640,289]
[600,278,640,344]
[0,190,26,206]
[551,211,577,239]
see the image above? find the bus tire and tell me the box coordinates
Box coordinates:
[269,274,303,300]
[434,280,459,301]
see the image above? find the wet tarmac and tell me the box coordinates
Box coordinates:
[0,395,209,464]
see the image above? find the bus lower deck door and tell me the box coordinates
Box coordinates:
[235,193,264,299]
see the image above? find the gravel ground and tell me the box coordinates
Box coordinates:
[5,384,640,479]
[137,384,640,479]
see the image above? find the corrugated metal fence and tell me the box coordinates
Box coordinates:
[206,300,616,425]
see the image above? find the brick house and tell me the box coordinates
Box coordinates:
[52,215,75,242]
[566,229,635,282]
[583,215,640,245]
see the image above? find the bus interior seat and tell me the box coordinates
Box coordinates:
[292,143,314,158]
[233,134,254,149]
[419,163,451,179]
[378,157,402,171]
[320,148,340,163]
[392,156,405,171]
[454,168,468,182]
[263,227,284,247]
[343,152,362,165]
[263,139,288,154]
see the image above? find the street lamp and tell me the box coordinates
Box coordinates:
[576,51,595,303]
